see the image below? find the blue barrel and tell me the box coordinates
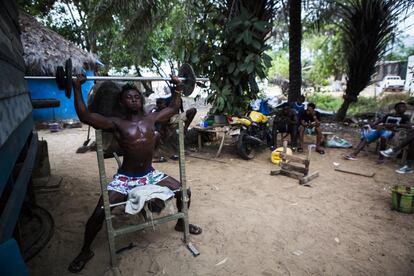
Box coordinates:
[28,70,95,122]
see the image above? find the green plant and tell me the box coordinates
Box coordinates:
[307,93,342,111]
[307,92,411,116]
[205,1,277,115]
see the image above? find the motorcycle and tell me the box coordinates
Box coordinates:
[228,111,274,160]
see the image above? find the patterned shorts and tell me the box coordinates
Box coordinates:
[107,170,168,195]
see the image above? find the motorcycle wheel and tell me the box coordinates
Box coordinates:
[236,131,255,160]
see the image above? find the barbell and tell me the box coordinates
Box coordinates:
[24,58,210,98]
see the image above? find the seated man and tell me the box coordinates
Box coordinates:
[154,96,197,134]
[344,101,410,163]
[272,104,298,148]
[381,127,414,174]
[152,96,197,161]
[298,102,325,154]
[68,76,202,273]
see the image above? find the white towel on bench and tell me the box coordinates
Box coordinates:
[125,185,174,215]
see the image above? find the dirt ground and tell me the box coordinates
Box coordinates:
[28,124,414,276]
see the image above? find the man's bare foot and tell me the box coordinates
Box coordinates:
[68,250,94,273]
[175,223,202,235]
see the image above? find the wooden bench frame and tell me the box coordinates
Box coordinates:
[95,119,195,275]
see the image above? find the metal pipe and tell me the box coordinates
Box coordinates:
[24,76,210,82]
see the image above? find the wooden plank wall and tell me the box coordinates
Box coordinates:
[0,0,32,148]
[0,0,37,242]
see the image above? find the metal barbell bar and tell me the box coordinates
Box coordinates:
[24,58,209,98]
[24,76,210,81]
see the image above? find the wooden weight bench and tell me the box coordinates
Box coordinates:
[95,119,198,275]
[270,141,319,185]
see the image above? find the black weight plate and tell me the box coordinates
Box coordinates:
[65,58,73,99]
[178,63,195,96]
[55,66,65,90]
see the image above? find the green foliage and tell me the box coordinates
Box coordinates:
[307,93,342,112]
[267,49,289,80]
[267,23,345,88]
[22,0,276,114]
[302,25,345,87]
[308,92,411,116]
[206,3,276,115]
[178,1,276,115]
[384,36,414,61]
[21,0,176,72]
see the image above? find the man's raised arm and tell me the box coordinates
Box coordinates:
[152,76,183,123]
[73,75,115,130]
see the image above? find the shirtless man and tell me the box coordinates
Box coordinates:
[68,75,202,273]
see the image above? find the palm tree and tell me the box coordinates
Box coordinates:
[288,0,302,103]
[89,0,172,66]
[335,0,413,121]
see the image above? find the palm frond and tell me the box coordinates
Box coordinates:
[338,0,404,98]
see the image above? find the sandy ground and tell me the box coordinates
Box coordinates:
[28,124,414,276]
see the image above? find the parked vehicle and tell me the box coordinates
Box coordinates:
[228,111,273,160]
[381,75,405,91]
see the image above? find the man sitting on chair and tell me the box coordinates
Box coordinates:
[344,101,410,163]
[68,75,202,273]
[273,104,298,149]
[151,96,197,162]
[381,126,414,174]
[298,102,325,154]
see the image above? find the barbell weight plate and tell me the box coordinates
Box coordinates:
[55,66,66,90]
[178,63,196,96]
[65,58,73,99]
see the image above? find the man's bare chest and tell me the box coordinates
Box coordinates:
[115,121,155,143]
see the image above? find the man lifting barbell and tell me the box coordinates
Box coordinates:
[68,74,202,273]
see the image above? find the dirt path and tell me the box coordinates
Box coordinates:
[28,126,414,276]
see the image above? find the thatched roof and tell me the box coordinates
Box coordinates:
[19,11,97,76]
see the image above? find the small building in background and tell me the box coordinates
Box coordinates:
[405,55,414,93]
[19,11,97,122]
[373,60,407,82]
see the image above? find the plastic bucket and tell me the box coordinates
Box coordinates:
[391,186,414,214]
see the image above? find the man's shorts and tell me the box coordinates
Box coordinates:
[107,169,168,195]
[361,129,393,143]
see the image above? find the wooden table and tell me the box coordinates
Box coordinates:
[194,125,229,158]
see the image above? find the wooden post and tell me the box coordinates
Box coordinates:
[304,145,313,175]
[95,130,119,272]
[282,140,288,163]
[178,119,190,243]
[306,145,313,161]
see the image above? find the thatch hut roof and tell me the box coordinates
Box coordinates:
[19,11,97,76]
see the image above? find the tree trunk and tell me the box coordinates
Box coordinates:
[288,0,302,103]
[335,98,352,121]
